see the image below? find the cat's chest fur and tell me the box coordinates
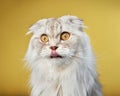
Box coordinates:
[31,60,85,96]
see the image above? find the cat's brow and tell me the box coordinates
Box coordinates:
[46,20,62,38]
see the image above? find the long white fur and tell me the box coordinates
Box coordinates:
[25,15,102,96]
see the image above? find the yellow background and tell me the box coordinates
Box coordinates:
[0,0,120,96]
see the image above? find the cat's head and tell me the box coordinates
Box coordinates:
[25,15,89,66]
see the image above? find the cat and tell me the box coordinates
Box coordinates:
[25,15,102,96]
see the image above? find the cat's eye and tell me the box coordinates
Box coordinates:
[40,34,49,43]
[60,32,70,41]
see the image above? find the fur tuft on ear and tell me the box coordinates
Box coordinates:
[26,19,48,35]
[59,15,87,31]
[26,31,33,35]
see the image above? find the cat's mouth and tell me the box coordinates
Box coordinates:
[50,50,63,59]
[50,55,63,59]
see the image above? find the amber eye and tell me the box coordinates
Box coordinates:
[60,32,70,41]
[40,34,49,43]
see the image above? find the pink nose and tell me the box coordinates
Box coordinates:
[50,46,58,50]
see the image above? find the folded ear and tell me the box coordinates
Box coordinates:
[59,15,86,31]
[26,19,47,35]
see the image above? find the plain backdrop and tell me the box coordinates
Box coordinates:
[0,0,120,96]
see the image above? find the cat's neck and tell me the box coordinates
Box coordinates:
[32,58,87,96]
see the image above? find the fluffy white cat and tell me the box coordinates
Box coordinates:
[25,15,102,96]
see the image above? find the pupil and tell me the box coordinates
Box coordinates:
[44,37,46,40]
[64,34,67,38]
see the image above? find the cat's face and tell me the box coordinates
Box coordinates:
[26,16,85,65]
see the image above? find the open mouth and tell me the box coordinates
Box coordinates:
[50,50,63,59]
[50,55,63,58]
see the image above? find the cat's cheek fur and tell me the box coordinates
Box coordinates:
[39,46,51,58]
[57,35,79,57]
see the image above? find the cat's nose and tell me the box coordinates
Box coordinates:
[50,46,58,50]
